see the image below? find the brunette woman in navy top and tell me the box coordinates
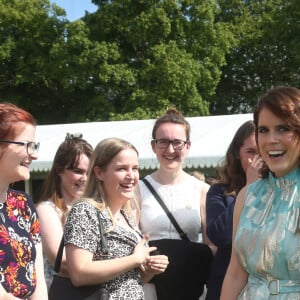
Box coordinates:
[205,121,262,300]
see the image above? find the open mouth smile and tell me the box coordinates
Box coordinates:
[268,150,285,158]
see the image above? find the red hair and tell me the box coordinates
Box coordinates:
[0,103,36,139]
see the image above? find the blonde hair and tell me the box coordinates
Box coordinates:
[83,137,140,229]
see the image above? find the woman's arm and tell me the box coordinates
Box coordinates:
[29,243,48,300]
[65,237,156,286]
[220,188,249,300]
[200,182,217,254]
[206,184,236,247]
[36,203,69,276]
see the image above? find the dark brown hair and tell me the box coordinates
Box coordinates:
[37,133,93,223]
[215,120,256,194]
[254,86,300,178]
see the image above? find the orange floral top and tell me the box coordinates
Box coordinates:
[0,189,41,298]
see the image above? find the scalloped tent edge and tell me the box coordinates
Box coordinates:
[31,113,253,172]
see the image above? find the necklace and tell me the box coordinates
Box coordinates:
[115,212,124,222]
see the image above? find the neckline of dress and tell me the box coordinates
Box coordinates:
[268,168,300,187]
[146,174,190,188]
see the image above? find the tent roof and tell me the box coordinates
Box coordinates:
[31,113,253,172]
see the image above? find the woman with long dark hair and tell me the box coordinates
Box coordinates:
[36,133,93,289]
[205,120,262,300]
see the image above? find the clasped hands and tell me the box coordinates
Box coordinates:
[133,234,169,276]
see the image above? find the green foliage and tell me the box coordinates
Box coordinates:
[0,0,122,123]
[1,0,298,122]
[211,0,300,114]
[86,0,235,120]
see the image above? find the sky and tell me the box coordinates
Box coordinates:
[50,0,97,21]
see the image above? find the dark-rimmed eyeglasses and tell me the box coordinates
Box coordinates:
[152,139,188,150]
[0,140,40,155]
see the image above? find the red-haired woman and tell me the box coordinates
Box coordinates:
[0,103,47,299]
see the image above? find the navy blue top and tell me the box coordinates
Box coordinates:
[205,183,236,300]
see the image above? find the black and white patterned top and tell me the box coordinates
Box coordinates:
[64,200,144,300]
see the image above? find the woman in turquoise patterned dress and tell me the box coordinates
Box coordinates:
[221,86,300,299]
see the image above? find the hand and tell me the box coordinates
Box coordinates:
[133,234,156,271]
[145,254,169,275]
[246,155,263,185]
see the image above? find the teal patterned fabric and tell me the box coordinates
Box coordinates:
[235,168,300,299]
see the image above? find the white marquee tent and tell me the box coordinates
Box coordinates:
[31,113,253,173]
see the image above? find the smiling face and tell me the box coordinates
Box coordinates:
[257,107,300,177]
[0,122,37,185]
[94,148,139,205]
[152,122,190,171]
[59,153,90,203]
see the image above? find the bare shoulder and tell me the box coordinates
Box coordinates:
[190,174,210,191]
[233,187,248,220]
[199,180,210,199]
[236,187,247,208]
[36,200,61,219]
[36,199,55,210]
[201,181,210,192]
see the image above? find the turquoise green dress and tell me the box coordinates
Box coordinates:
[235,168,300,299]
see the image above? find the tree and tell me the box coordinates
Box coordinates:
[0,0,123,124]
[87,0,236,120]
[0,0,67,123]
[1,0,299,122]
[211,0,300,114]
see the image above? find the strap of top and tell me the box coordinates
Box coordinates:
[141,178,190,241]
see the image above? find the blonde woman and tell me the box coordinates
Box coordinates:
[64,138,169,299]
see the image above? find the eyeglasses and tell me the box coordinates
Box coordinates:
[153,139,188,150]
[0,140,40,155]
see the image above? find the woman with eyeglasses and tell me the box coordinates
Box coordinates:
[0,103,47,299]
[35,133,93,291]
[137,108,215,300]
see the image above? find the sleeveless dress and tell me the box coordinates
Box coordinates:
[139,174,204,242]
[235,168,300,299]
[139,174,208,300]
[38,200,64,290]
